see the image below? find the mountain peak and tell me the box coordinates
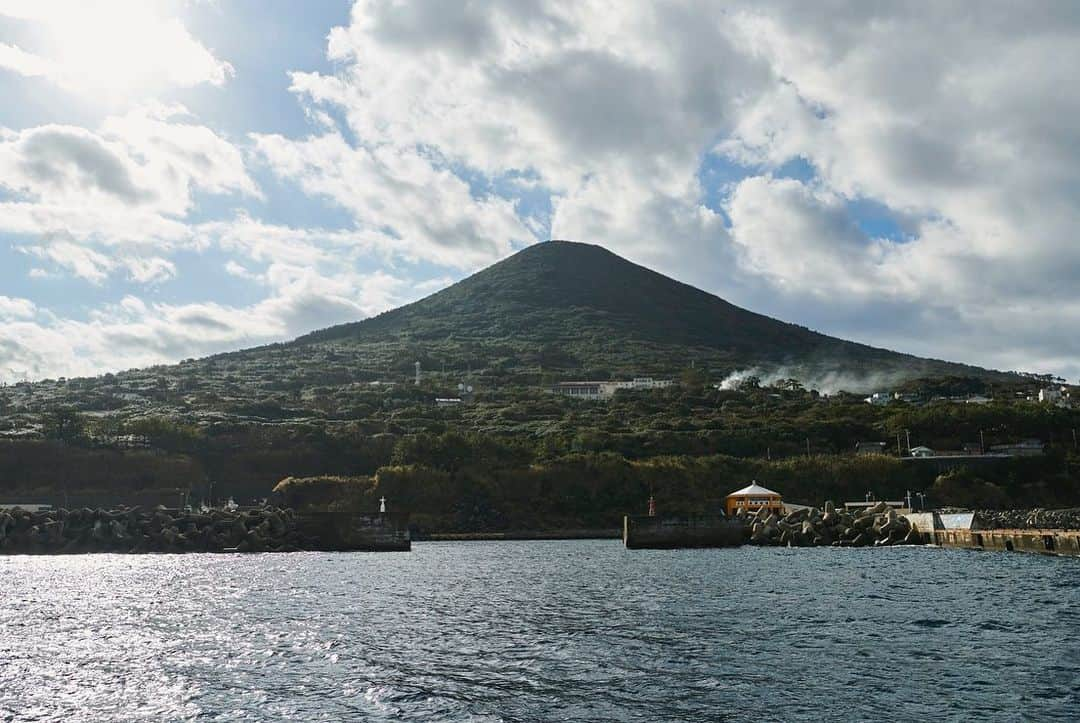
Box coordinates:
[291,240,1001,384]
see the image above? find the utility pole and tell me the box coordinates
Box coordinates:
[980,429,986,453]
[896,432,902,456]
[905,429,911,453]
[806,437,811,457]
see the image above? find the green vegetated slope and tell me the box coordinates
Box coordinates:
[293,240,998,380]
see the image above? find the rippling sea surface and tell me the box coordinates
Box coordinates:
[2,542,1079,722]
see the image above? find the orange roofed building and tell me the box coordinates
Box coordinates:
[725,482,783,516]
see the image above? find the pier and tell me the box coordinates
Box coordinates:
[623,515,745,549]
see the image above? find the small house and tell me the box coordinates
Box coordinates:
[856,441,888,456]
[725,482,783,516]
[989,439,1045,457]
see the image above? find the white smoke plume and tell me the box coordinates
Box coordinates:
[716,365,913,395]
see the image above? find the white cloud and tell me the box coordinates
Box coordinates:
[726,176,887,296]
[19,239,177,285]
[0,295,36,321]
[125,256,176,285]
[21,240,113,284]
[0,41,50,78]
[0,1,233,96]
[275,1,775,280]
[0,106,258,283]
[252,132,534,269]
[0,265,421,382]
[0,106,259,217]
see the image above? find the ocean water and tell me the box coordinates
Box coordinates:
[1,541,1078,722]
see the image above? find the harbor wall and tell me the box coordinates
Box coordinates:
[623,515,744,549]
[420,528,619,541]
[903,513,1080,556]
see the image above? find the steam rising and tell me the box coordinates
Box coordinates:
[717,365,912,395]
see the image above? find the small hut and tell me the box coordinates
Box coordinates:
[725,482,783,516]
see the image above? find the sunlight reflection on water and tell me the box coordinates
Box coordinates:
[1,543,1079,721]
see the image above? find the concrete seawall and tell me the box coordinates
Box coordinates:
[623,515,744,549]
[905,513,1080,557]
[420,528,619,542]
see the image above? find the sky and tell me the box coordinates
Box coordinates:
[1,0,1078,383]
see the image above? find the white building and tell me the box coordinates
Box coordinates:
[551,377,674,400]
[550,382,606,400]
[1038,387,1066,405]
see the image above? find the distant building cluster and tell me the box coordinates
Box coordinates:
[864,386,1076,408]
[550,377,674,400]
[1037,387,1072,407]
[856,438,1046,459]
[864,391,991,406]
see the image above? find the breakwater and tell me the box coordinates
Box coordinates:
[625,503,1080,557]
[624,501,920,549]
[741,501,923,547]
[0,506,410,554]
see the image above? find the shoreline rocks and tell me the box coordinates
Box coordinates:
[735,500,924,548]
[0,506,313,555]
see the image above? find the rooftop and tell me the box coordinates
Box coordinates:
[727,482,781,498]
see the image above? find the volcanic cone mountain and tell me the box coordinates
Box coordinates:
[292,240,999,385]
